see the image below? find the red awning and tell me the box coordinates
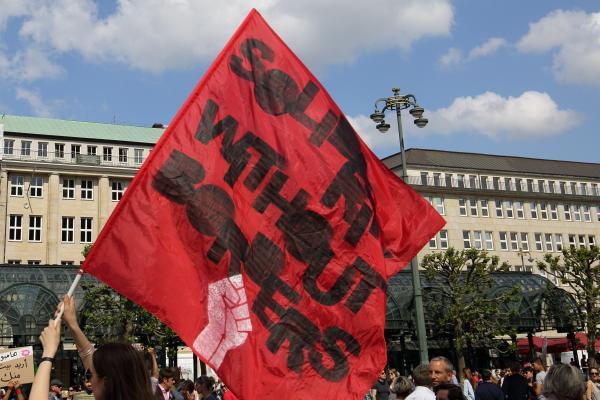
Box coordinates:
[517,333,600,355]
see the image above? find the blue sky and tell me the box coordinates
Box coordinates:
[1,0,599,162]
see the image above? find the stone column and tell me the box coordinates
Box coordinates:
[46,173,59,264]
[0,169,8,263]
[98,175,110,230]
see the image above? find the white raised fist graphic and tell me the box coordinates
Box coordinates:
[193,274,252,369]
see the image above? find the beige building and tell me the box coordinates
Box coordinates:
[383,148,600,282]
[0,115,163,265]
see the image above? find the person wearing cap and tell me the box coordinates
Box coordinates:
[49,378,63,400]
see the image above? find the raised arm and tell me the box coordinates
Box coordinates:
[60,295,94,371]
[30,320,61,400]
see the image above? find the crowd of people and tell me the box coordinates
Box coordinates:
[367,356,600,400]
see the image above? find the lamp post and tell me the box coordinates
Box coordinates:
[370,88,429,364]
[517,248,533,270]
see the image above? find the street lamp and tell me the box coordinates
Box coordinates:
[370,87,429,365]
[517,248,534,270]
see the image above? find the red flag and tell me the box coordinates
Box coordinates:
[84,9,445,400]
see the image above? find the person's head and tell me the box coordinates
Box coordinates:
[463,368,472,380]
[178,380,194,399]
[590,367,599,383]
[542,363,585,400]
[378,369,388,383]
[434,383,464,400]
[523,366,534,380]
[481,369,493,382]
[195,376,214,397]
[510,361,522,375]
[429,356,454,387]
[67,387,74,398]
[391,376,413,400]
[532,357,545,372]
[82,378,92,394]
[50,379,63,394]
[412,364,433,388]
[90,342,155,400]
[159,367,178,390]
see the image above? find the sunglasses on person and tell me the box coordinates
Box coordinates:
[591,371,599,376]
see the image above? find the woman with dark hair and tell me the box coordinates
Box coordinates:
[29,295,155,400]
[177,380,195,400]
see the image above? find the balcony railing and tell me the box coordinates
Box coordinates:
[1,150,146,169]
[408,176,600,198]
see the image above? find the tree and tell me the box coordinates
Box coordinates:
[538,246,600,367]
[421,247,518,384]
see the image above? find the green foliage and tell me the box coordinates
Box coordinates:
[537,246,600,367]
[421,247,519,380]
[80,281,179,347]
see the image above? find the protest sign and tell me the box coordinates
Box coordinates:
[0,347,34,385]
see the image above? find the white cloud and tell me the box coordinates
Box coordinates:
[467,37,507,60]
[0,46,63,82]
[16,0,453,73]
[16,87,55,117]
[439,37,507,67]
[517,10,600,86]
[421,91,582,138]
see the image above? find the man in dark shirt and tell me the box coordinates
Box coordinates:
[370,369,390,400]
[501,362,529,400]
[476,369,503,400]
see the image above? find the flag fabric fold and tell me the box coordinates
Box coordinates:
[83,9,445,400]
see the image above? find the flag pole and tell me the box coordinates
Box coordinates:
[54,268,84,322]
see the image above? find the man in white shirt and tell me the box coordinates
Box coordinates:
[533,357,546,385]
[406,364,435,400]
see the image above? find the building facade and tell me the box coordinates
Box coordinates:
[383,148,600,282]
[0,115,163,264]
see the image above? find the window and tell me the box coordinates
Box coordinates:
[573,206,581,221]
[505,178,512,191]
[493,177,500,190]
[583,205,591,222]
[62,179,75,199]
[457,174,465,188]
[473,231,483,249]
[526,179,534,192]
[516,201,524,219]
[597,206,600,222]
[80,217,93,243]
[27,260,40,265]
[559,181,566,194]
[580,183,587,196]
[103,147,113,162]
[568,234,576,248]
[29,176,43,197]
[463,231,471,249]
[563,204,572,221]
[28,216,42,242]
[3,139,14,155]
[555,234,563,252]
[55,143,65,158]
[37,142,48,157]
[439,230,448,249]
[9,215,22,241]
[481,200,489,217]
[510,232,519,250]
[459,199,467,216]
[579,235,586,249]
[570,182,577,195]
[538,180,546,193]
[445,174,453,187]
[10,175,24,196]
[118,148,128,163]
[468,175,477,189]
[549,204,558,220]
[480,176,488,189]
[530,202,538,219]
[111,181,125,201]
[520,233,529,251]
[433,173,441,186]
[548,181,555,194]
[539,202,548,220]
[499,232,508,250]
[134,149,144,164]
[515,178,522,192]
[7,260,21,265]
[21,140,31,156]
[420,172,429,185]
[534,233,543,251]
[61,261,74,265]
[71,144,81,159]
[469,199,478,216]
[429,234,437,249]
[589,235,596,248]
[484,231,494,250]
[504,201,514,218]
[433,197,445,215]
[592,184,599,196]
[61,217,74,243]
[81,180,93,200]
[87,145,97,156]
[495,200,503,218]
[545,233,553,251]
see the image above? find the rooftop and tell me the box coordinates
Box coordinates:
[0,114,164,144]
[383,148,600,180]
